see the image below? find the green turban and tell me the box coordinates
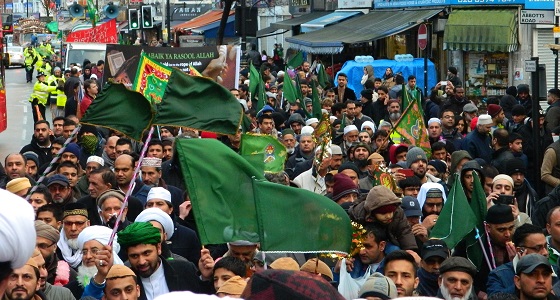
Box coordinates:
[117,222,161,249]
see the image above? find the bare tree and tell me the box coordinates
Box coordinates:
[39,0,54,18]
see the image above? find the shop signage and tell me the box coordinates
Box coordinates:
[172,4,212,21]
[520,9,555,23]
[374,0,547,9]
[556,0,560,16]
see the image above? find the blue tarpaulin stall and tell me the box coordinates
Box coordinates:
[336,58,438,97]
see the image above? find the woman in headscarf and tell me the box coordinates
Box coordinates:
[382,67,396,89]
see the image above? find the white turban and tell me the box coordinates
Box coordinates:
[0,189,36,269]
[135,208,175,239]
[361,121,376,132]
[77,225,123,265]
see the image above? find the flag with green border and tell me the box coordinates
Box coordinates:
[391,88,431,157]
[133,53,172,104]
[176,138,351,253]
[430,173,478,249]
[240,134,287,173]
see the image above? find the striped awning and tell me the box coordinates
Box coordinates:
[443,9,518,52]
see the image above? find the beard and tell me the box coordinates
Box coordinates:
[354,158,368,169]
[390,112,401,121]
[67,238,79,250]
[286,147,295,155]
[76,265,99,287]
[440,281,472,300]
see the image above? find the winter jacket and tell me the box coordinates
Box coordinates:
[532,185,560,228]
[490,147,515,173]
[44,282,76,300]
[348,189,417,250]
[462,130,492,164]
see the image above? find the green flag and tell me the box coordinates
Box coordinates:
[133,53,243,135]
[294,73,304,102]
[46,21,58,33]
[430,173,478,249]
[256,77,267,111]
[240,134,287,173]
[282,68,298,105]
[317,64,330,89]
[176,138,351,254]
[87,0,98,26]
[248,63,260,101]
[465,172,488,270]
[391,89,431,157]
[287,52,303,69]
[310,80,323,119]
[241,114,253,134]
[81,83,154,140]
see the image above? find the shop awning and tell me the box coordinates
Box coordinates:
[300,10,362,33]
[285,9,441,54]
[256,11,333,37]
[443,9,518,52]
[191,14,236,38]
[173,9,234,31]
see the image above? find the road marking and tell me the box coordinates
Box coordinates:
[22,129,26,140]
[23,106,27,113]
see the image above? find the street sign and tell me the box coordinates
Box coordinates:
[556,0,560,16]
[525,60,537,72]
[520,10,555,24]
[418,23,427,50]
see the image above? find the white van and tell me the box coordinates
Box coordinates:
[64,43,106,69]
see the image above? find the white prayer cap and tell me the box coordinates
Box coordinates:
[300,126,314,136]
[0,188,36,269]
[86,155,104,166]
[428,118,441,126]
[147,187,172,204]
[477,114,493,125]
[361,121,376,131]
[343,125,359,135]
[135,208,175,239]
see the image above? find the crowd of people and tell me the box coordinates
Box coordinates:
[2,54,560,300]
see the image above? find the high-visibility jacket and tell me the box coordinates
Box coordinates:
[30,80,57,106]
[37,62,52,76]
[51,76,66,107]
[24,48,38,66]
[39,43,54,56]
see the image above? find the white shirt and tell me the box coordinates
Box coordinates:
[140,260,169,300]
[293,168,326,195]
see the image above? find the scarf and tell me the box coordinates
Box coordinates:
[80,135,99,155]
[57,232,83,268]
[416,267,439,297]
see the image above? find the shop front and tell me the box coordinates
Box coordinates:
[443,9,519,100]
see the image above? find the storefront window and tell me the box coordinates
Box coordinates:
[464,52,509,99]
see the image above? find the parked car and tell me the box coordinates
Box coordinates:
[7,46,24,67]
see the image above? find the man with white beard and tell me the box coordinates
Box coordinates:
[437,257,477,300]
[64,225,124,299]
[57,203,90,270]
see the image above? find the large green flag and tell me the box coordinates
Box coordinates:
[282,68,298,104]
[287,52,303,69]
[248,63,260,101]
[294,73,304,102]
[81,83,153,140]
[310,80,323,119]
[256,77,267,111]
[465,172,487,270]
[176,138,351,254]
[391,89,431,157]
[240,134,287,173]
[317,64,330,89]
[430,173,478,249]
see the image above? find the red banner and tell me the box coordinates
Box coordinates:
[66,19,118,43]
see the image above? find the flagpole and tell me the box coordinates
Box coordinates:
[376,97,415,154]
[108,126,155,246]
[476,228,494,271]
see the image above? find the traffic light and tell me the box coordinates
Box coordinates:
[141,5,153,29]
[128,9,139,30]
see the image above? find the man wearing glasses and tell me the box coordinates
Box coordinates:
[35,220,78,287]
[487,223,555,296]
[56,202,90,269]
[47,175,75,208]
